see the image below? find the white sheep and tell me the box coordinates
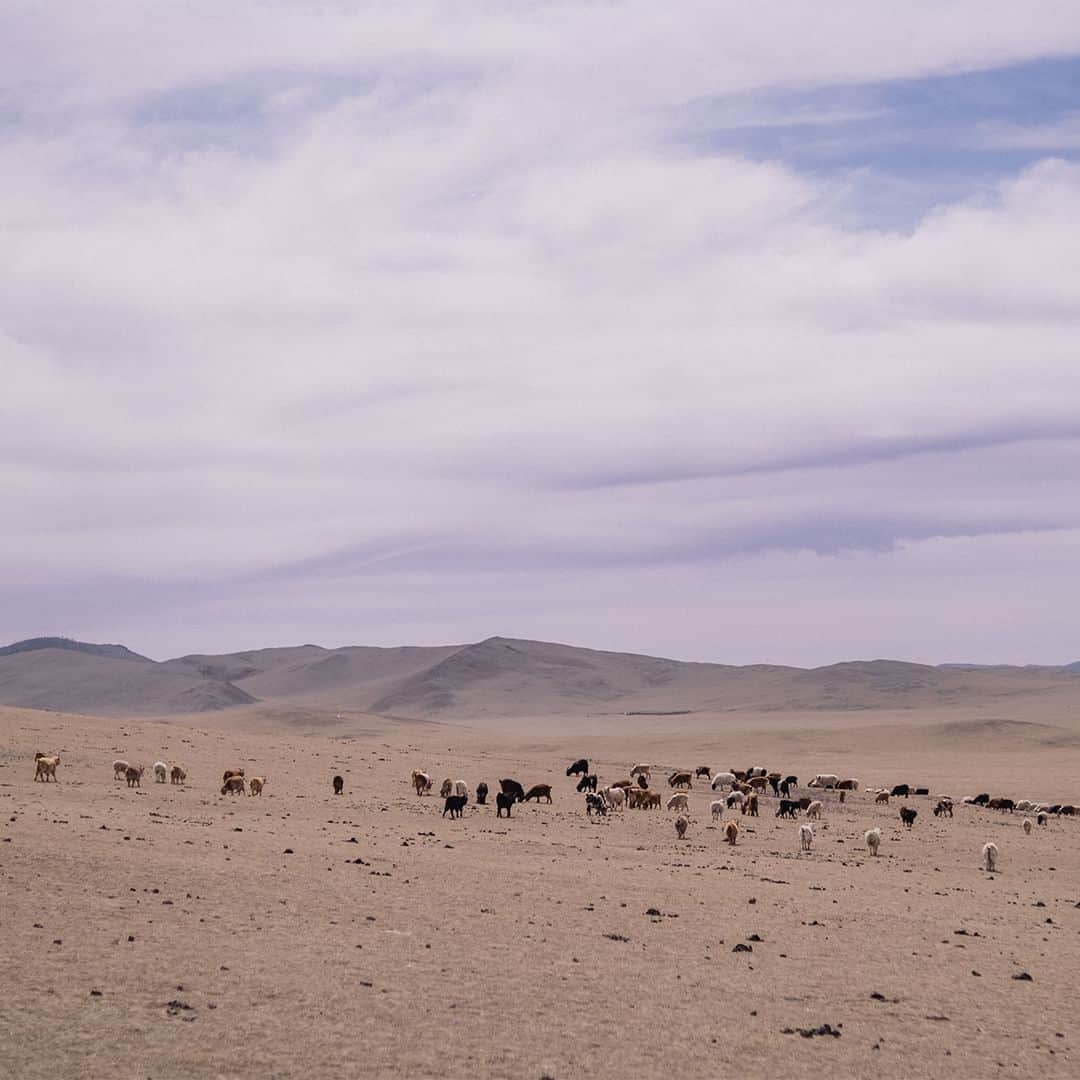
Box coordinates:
[453,780,469,799]
[153,761,168,783]
[710,799,725,821]
[603,786,626,811]
[805,800,823,820]
[1022,818,1032,835]
[710,772,736,791]
[799,824,814,852]
[666,792,689,813]
[113,759,130,780]
[725,791,745,811]
[630,763,652,778]
[865,827,881,856]
[982,842,998,872]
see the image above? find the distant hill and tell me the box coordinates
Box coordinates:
[0,634,1078,720]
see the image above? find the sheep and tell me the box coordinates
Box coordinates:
[744,795,759,817]
[411,770,432,796]
[495,791,516,818]
[152,761,168,783]
[221,775,245,796]
[453,780,469,799]
[675,816,689,839]
[899,806,917,828]
[748,775,769,792]
[222,768,245,785]
[113,759,130,780]
[645,792,662,810]
[865,828,881,856]
[610,778,634,791]
[34,754,60,782]
[626,788,646,809]
[875,790,890,804]
[982,842,998,872]
[933,798,953,818]
[808,774,838,789]
[775,799,798,819]
[333,775,344,795]
[524,784,552,803]
[602,787,626,811]
[724,820,739,846]
[125,764,145,787]
[799,824,814,852]
[711,772,736,791]
[668,771,693,789]
[566,759,589,776]
[1022,817,1032,835]
[170,765,187,785]
[443,794,468,819]
[710,800,725,821]
[248,776,265,796]
[891,784,911,797]
[747,766,767,778]
[1015,800,1036,812]
[1036,812,1047,827]
[666,792,689,813]
[439,778,454,799]
[805,800,823,820]
[585,793,607,817]
[630,763,651,779]
[576,774,598,793]
[726,791,745,811]
[499,779,526,802]
[476,782,488,804]
[836,778,859,791]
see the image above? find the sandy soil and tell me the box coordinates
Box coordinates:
[2,704,1078,1079]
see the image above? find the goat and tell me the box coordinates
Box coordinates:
[524,784,552,803]
[495,791,515,818]
[675,816,688,839]
[566,759,589,777]
[248,776,265,796]
[443,794,468,819]
[125,765,145,788]
[724,820,739,845]
[170,765,187,785]
[799,824,814,852]
[476,782,488,805]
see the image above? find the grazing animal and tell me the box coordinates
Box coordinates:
[153,762,168,783]
[626,788,646,809]
[439,778,454,799]
[1060,805,1077,816]
[875,790,890,804]
[629,763,651,779]
[602,787,626,811]
[443,794,468,819]
[170,765,186,784]
[585,793,607,816]
[726,791,745,811]
[333,775,344,795]
[710,800,725,821]
[783,775,798,790]
[724,820,739,845]
[745,794,759,817]
[933,798,953,818]
[914,787,930,796]
[695,766,712,778]
[125,765,145,788]
[476,782,488,805]
[675,816,688,839]
[221,775,245,796]
[747,766,767,778]
[611,779,634,791]
[1036,813,1047,826]
[222,769,245,785]
[899,807,917,828]
[779,780,794,798]
[636,773,649,789]
[113,759,130,780]
[495,791,516,818]
[711,772,736,791]
[1022,817,1032,835]
[808,774,838,789]
[891,784,911,797]
[798,797,812,811]
[576,774,597,793]
[524,784,552,803]
[566,759,589,777]
[748,775,769,792]
[982,842,998,872]
[836,778,859,791]
[248,776,265,796]
[988,797,1015,813]
[34,754,60,782]
[769,776,781,797]
[453,780,469,799]
[499,779,526,803]
[799,824,814,852]
[645,792,662,809]
[776,799,798,819]
[865,828,881,856]
[805,800,823,820]
[666,793,689,812]
[412,770,432,796]
[972,792,990,806]
[668,771,693,789]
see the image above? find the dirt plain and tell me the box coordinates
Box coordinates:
[2,701,1078,1079]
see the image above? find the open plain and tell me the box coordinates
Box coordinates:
[2,682,1079,1079]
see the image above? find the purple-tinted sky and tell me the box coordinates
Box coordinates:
[3,3,1080,665]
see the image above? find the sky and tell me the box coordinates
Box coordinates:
[3,2,1080,666]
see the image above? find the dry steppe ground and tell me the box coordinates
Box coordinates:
[2,702,1078,1079]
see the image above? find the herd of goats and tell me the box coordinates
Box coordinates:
[30,750,1075,872]
[408,760,1077,871]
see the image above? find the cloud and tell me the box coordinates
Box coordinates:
[2,4,1079,662]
